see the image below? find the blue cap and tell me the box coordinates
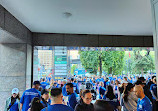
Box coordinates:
[33,81,41,85]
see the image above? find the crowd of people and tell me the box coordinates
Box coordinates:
[4,74,158,111]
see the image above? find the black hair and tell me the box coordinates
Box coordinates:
[106,85,116,100]
[71,78,74,82]
[50,88,62,97]
[11,93,20,101]
[152,76,156,80]
[134,80,142,85]
[42,78,45,81]
[94,100,113,111]
[82,90,91,97]
[138,77,146,82]
[66,83,73,88]
[30,97,44,111]
[41,89,49,95]
[124,77,127,79]
[123,83,135,102]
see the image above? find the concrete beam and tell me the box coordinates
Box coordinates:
[33,33,153,47]
[0,5,4,29]
[0,4,32,44]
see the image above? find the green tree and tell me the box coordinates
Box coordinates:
[102,51,125,75]
[131,50,155,74]
[79,51,99,74]
[71,64,77,74]
[79,50,125,76]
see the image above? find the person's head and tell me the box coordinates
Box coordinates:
[153,77,157,84]
[115,80,119,85]
[63,80,67,85]
[50,88,63,103]
[81,90,92,105]
[152,76,156,82]
[32,81,41,90]
[136,76,139,81]
[134,80,145,87]
[106,85,115,100]
[45,85,51,92]
[53,82,57,87]
[135,80,142,85]
[110,80,114,84]
[124,77,128,81]
[30,97,44,111]
[41,89,49,101]
[123,83,135,102]
[105,77,108,81]
[99,82,104,87]
[121,80,128,88]
[11,88,19,98]
[71,78,74,82]
[42,78,45,82]
[133,85,144,98]
[66,83,74,95]
[94,100,113,111]
[138,77,146,83]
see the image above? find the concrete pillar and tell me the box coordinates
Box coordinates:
[0,5,32,110]
[151,0,158,96]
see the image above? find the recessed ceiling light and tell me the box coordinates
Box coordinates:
[63,12,72,18]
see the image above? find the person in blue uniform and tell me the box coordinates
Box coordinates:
[99,82,106,99]
[150,77,157,100]
[71,78,79,94]
[41,88,73,111]
[103,77,109,89]
[40,78,49,89]
[20,81,41,111]
[134,85,152,111]
[62,80,68,96]
[4,88,20,111]
[66,83,78,109]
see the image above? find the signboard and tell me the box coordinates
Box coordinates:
[54,46,68,79]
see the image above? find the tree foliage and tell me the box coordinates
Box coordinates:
[79,51,99,74]
[71,64,77,74]
[79,49,155,75]
[102,51,125,74]
[79,51,125,75]
[131,50,155,74]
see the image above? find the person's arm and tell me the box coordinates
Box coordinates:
[18,100,21,111]
[74,104,81,111]
[20,103,23,111]
[150,85,158,100]
[20,91,25,111]
[4,98,9,111]
[151,90,158,100]
[99,87,101,95]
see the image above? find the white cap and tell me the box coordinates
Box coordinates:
[86,78,90,82]
[12,88,19,94]
[121,80,128,84]
[45,85,51,90]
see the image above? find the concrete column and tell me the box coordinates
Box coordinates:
[0,5,32,110]
[151,0,158,96]
[0,44,26,109]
